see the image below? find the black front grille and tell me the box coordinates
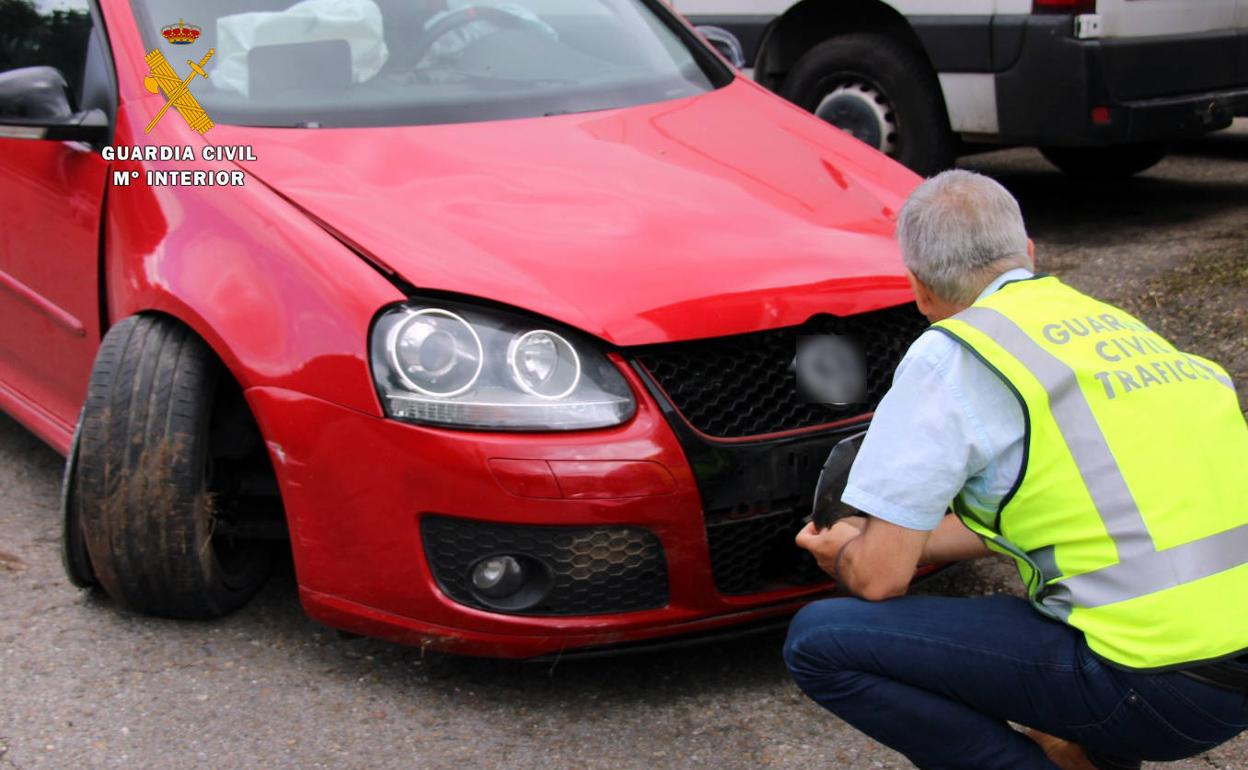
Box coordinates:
[421,516,668,616]
[633,304,927,438]
[706,498,827,595]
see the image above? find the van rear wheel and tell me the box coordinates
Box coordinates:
[72,315,270,618]
[781,33,955,176]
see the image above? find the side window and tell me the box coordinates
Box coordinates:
[0,0,95,102]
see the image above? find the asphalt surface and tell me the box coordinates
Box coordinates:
[3,123,1247,769]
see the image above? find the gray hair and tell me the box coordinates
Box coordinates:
[895,169,1030,305]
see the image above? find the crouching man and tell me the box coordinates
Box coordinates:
[786,170,1248,770]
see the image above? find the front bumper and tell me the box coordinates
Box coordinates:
[244,362,857,658]
[995,18,1248,146]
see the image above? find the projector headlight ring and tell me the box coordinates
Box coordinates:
[507,330,581,400]
[387,308,484,398]
[370,300,636,432]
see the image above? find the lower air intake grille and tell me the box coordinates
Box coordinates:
[633,304,927,438]
[421,516,669,616]
[705,499,828,595]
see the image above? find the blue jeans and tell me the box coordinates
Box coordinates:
[783,595,1248,770]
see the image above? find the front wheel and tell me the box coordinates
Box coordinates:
[780,33,956,176]
[72,315,270,618]
[1040,144,1169,178]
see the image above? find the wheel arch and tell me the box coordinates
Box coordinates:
[97,166,404,419]
[72,308,276,505]
[86,307,286,490]
[755,0,935,94]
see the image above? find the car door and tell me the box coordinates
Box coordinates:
[0,0,111,449]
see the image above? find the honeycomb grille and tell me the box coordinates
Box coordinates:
[633,304,927,438]
[421,516,668,616]
[706,499,828,595]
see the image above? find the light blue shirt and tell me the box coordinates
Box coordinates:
[841,268,1034,531]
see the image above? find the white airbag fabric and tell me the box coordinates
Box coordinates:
[211,0,388,97]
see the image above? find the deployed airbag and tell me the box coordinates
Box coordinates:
[211,0,388,98]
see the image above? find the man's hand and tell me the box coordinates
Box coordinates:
[795,514,930,601]
[795,517,866,576]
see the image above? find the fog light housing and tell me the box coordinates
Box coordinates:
[471,556,525,598]
[467,554,552,611]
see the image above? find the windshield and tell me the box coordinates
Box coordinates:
[128,0,728,128]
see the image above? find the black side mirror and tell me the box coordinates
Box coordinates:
[0,66,108,143]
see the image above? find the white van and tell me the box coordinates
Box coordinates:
[681,0,1248,175]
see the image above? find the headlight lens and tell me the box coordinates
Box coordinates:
[508,330,580,399]
[371,301,636,431]
[389,309,483,397]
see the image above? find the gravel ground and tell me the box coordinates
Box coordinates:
[2,124,1246,770]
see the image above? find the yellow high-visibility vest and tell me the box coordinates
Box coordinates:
[934,275,1248,670]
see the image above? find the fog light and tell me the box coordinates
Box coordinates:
[471,555,525,598]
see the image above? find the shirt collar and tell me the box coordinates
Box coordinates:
[976,267,1035,303]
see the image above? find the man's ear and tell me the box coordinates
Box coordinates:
[904,269,936,319]
[1027,238,1036,270]
[905,269,963,323]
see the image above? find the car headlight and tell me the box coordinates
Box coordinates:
[370,301,636,431]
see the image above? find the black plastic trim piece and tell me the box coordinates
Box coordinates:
[908,15,994,73]
[631,361,865,517]
[530,616,791,662]
[994,17,1248,146]
[1099,29,1245,102]
[990,15,1028,73]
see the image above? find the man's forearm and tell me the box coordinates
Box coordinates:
[798,515,976,602]
[833,521,926,601]
[834,536,901,600]
[920,514,991,564]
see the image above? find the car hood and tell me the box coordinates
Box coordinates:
[215,80,919,346]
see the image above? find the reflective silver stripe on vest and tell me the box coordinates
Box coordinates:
[1042,523,1248,611]
[1028,544,1063,582]
[1190,357,1236,390]
[954,307,1156,559]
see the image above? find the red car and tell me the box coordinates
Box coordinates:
[0,0,927,657]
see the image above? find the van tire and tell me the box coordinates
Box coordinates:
[74,315,269,619]
[781,33,955,176]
